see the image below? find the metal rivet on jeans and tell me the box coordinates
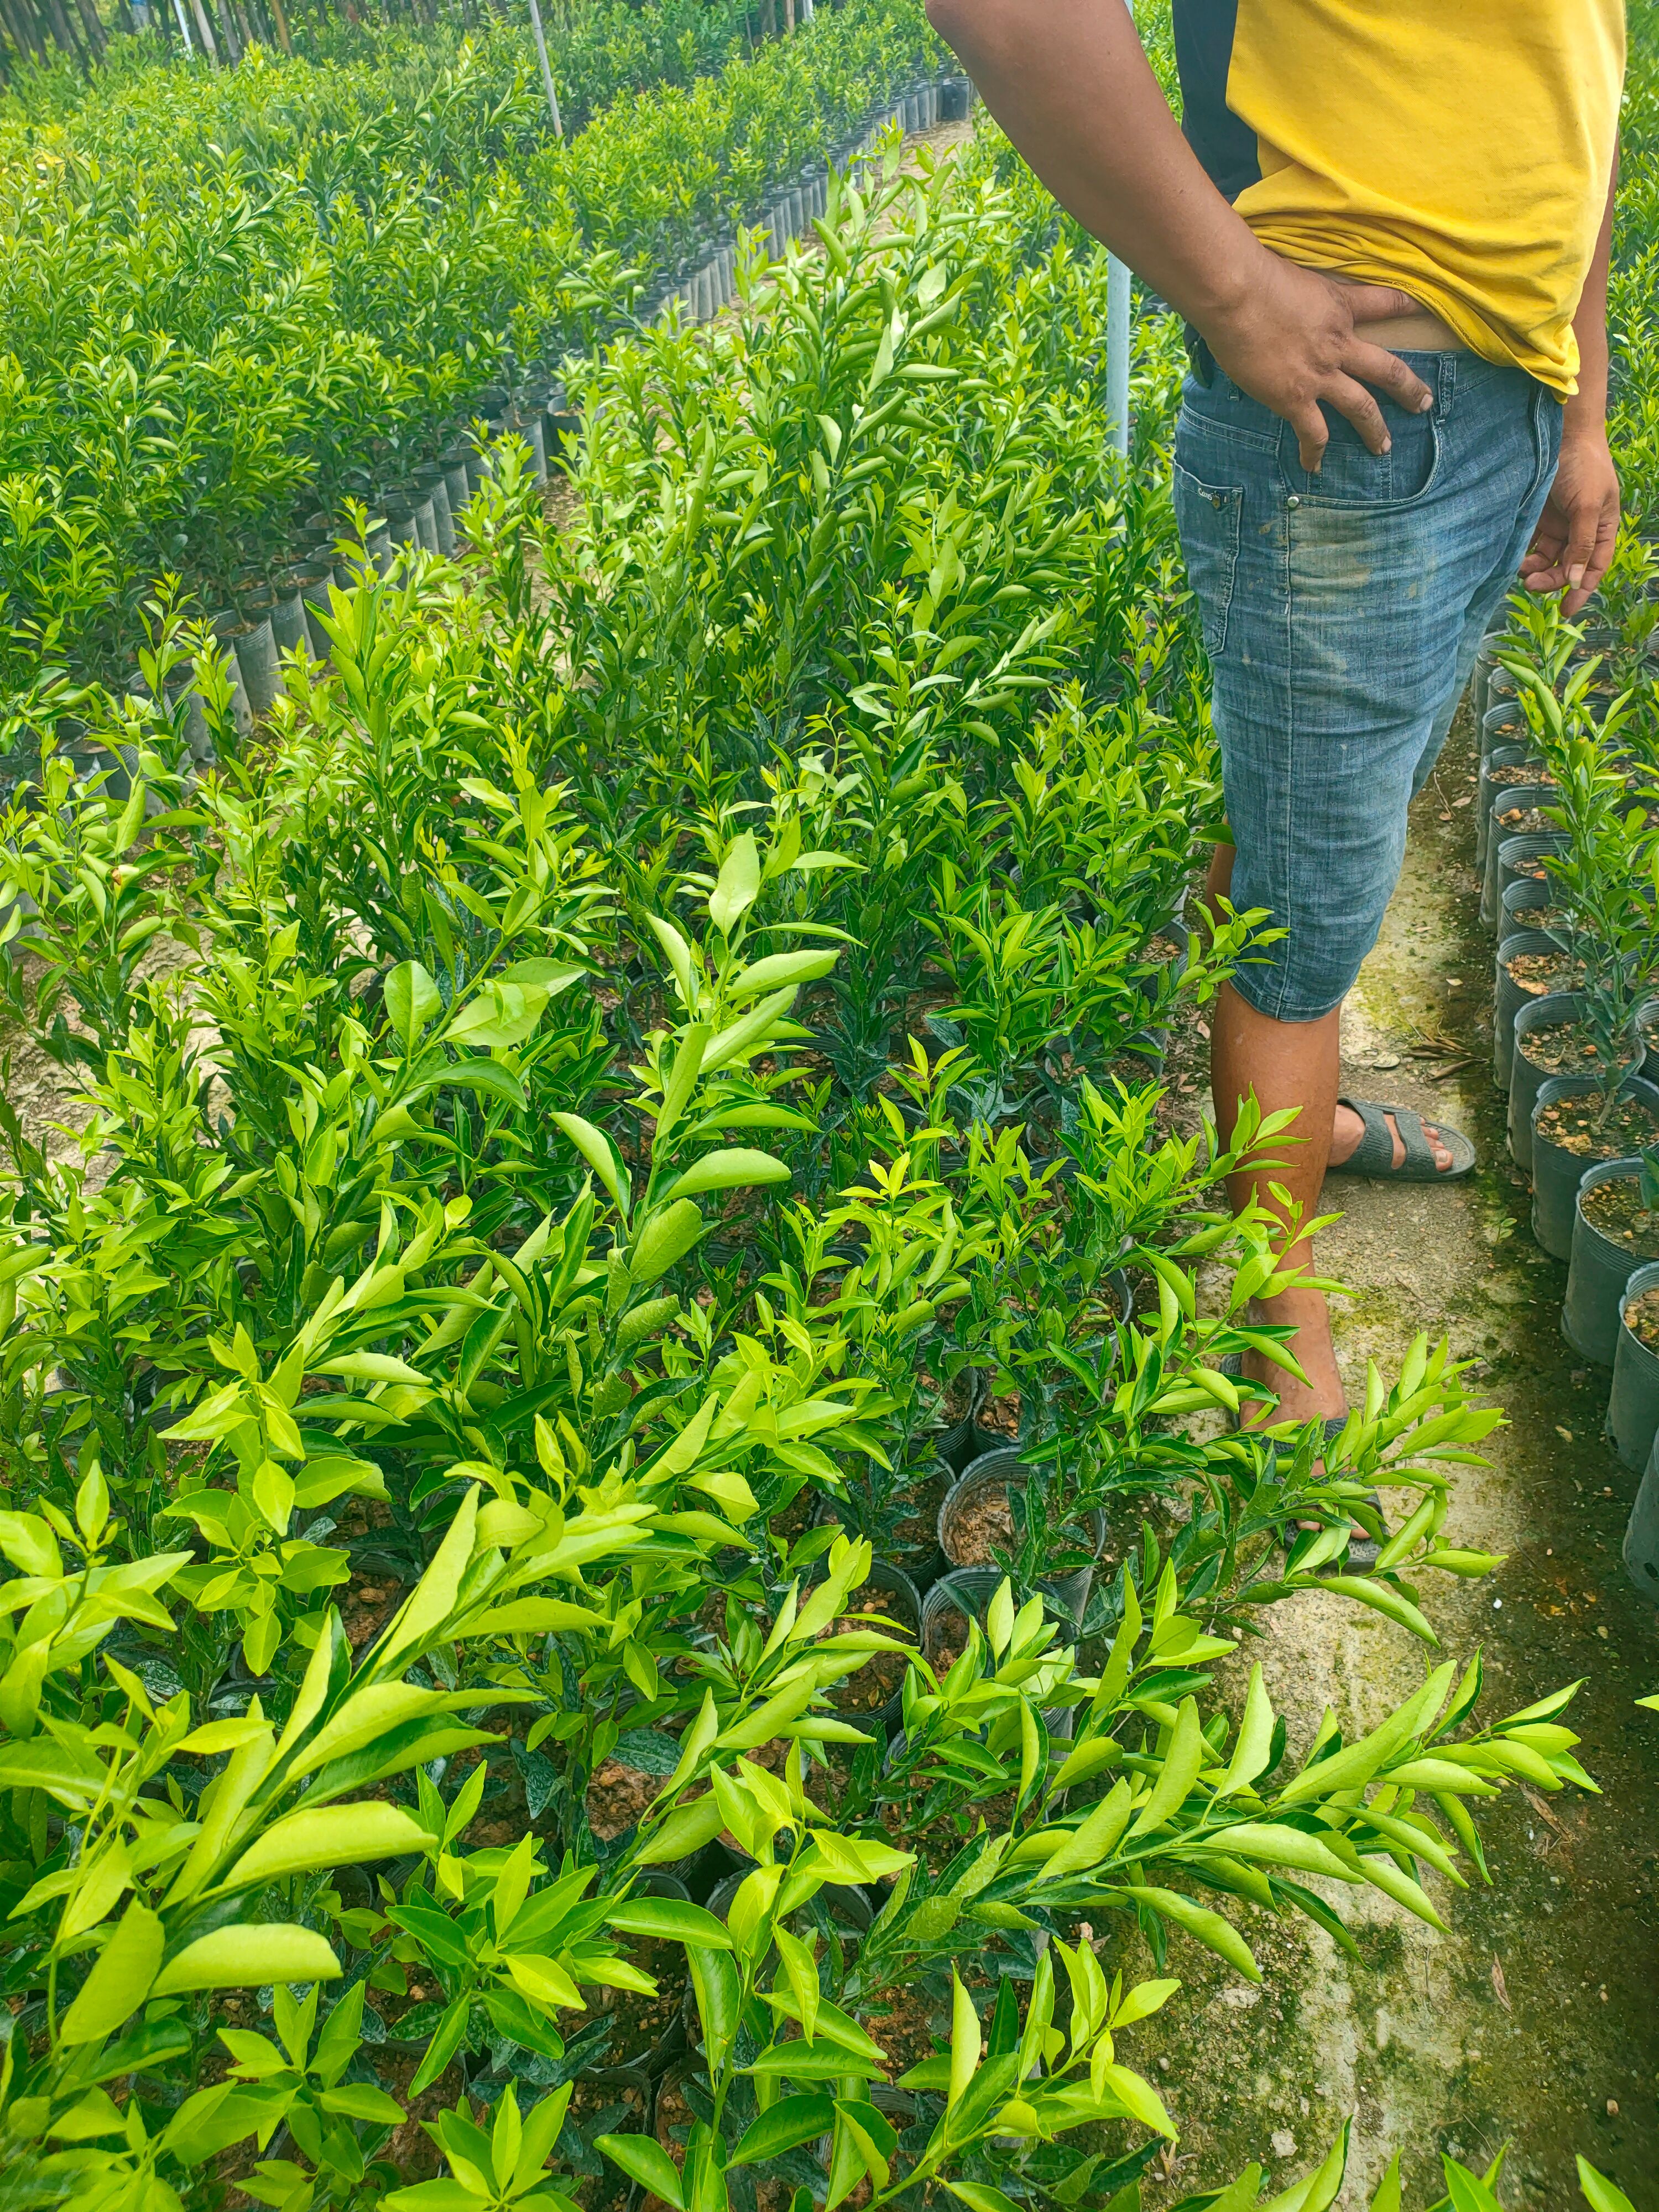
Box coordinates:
[1286,494,1300,508]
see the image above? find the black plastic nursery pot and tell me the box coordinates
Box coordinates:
[416,467,456,557]
[936,1448,1106,1627]
[1480,786,1555,926]
[1624,1426,1659,1603]
[1563,1158,1659,1366]
[1486,830,1567,933]
[230,613,280,718]
[1509,989,1590,1176]
[1476,747,1549,870]
[1641,992,1659,1085]
[940,73,974,120]
[1493,931,1579,1094]
[1480,698,1526,760]
[1530,1074,1659,1260]
[441,451,473,530]
[1501,875,1558,935]
[1610,1260,1659,1471]
[820,1558,922,1735]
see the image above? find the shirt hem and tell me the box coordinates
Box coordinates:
[1240,225,1581,399]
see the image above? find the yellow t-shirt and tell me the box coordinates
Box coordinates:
[1171,0,1626,393]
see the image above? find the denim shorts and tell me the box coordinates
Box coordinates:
[1172,350,1562,1021]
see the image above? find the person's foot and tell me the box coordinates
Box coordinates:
[1235,1289,1347,1427]
[1329,1100,1454,1173]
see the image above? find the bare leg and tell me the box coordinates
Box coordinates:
[1204,844,1450,1421]
[1207,847,1346,1420]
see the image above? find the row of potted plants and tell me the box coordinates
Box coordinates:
[0,123,1598,2209]
[0,0,946,696]
[1474,575,1659,1591]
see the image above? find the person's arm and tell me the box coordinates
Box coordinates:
[924,0,1432,468]
[1520,154,1620,616]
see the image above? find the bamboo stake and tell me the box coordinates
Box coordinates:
[525,0,562,135]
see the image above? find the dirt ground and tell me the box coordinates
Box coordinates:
[1133,710,1659,2208]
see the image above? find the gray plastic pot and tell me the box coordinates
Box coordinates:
[270,570,310,651]
[294,566,337,661]
[207,617,257,742]
[411,493,440,556]
[1470,635,1507,729]
[230,613,280,718]
[1640,993,1659,1086]
[1480,785,1554,926]
[1494,931,1575,1094]
[1609,1259,1659,1471]
[1509,989,1588,1177]
[1501,875,1558,934]
[420,470,456,558]
[441,454,472,534]
[937,1449,1105,1626]
[1563,1157,1657,1366]
[1480,697,1527,761]
[1490,830,1567,933]
[1530,1073,1659,1261]
[1623,1426,1659,1603]
[1476,747,1547,872]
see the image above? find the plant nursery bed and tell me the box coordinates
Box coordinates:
[1518,1016,1639,1076]
[1533,1090,1659,1157]
[1503,947,1583,997]
[1589,1176,1659,1260]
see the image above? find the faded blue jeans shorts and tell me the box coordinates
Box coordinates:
[1172,349,1562,1022]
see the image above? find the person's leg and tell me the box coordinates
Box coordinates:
[1175,353,1562,1415]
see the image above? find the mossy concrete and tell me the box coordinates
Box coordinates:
[1136,718,1659,2206]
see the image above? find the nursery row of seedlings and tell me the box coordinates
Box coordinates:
[46,60,974,792]
[0,126,1607,2211]
[1475,570,1659,1588]
[0,0,945,700]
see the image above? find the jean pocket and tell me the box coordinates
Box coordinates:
[1280,400,1441,509]
[1172,459,1244,656]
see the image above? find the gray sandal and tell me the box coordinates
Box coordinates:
[1326,1097,1475,1182]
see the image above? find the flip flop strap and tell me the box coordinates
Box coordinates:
[1335,1096,1397,1175]
[1389,1105,1437,1176]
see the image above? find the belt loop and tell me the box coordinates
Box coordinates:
[1436,352,1456,420]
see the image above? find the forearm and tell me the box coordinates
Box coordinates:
[1566,147,1617,442]
[924,0,1269,324]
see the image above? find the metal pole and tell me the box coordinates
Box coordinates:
[1105,0,1138,456]
[525,0,564,138]
[1107,252,1130,457]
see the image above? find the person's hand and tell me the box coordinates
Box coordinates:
[1200,254,1434,471]
[1520,427,1620,615]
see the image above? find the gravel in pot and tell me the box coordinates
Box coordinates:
[1610,1263,1659,1471]
[1493,932,1584,1092]
[1530,1074,1659,1259]
[1490,830,1568,933]
[1509,991,1636,1176]
[1564,1158,1659,1366]
[1501,875,1568,935]
[1476,747,1550,870]
[1480,785,1556,924]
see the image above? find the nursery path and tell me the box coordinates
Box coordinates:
[1143,707,1659,2207]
